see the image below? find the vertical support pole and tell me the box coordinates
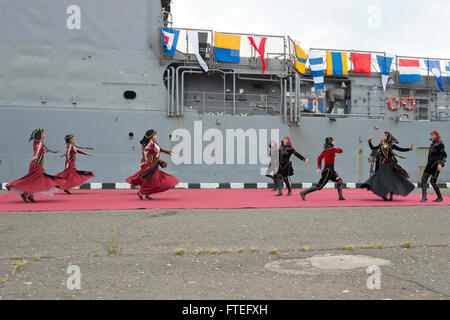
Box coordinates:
[289,76,293,123]
[284,78,288,122]
[233,72,236,115]
[280,78,283,119]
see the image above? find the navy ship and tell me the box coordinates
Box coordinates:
[0,0,449,188]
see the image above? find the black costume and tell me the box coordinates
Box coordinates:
[276,139,307,196]
[300,137,345,200]
[420,132,446,202]
[361,133,414,200]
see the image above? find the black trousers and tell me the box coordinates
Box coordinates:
[422,162,441,185]
[316,166,343,190]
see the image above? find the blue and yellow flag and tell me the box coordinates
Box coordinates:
[214,33,241,63]
[294,44,307,74]
[326,51,348,75]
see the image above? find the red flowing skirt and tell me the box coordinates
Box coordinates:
[6,162,65,196]
[126,163,178,195]
[56,163,94,190]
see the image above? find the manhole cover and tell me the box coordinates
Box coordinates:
[265,254,391,275]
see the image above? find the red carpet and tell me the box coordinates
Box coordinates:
[0,189,449,212]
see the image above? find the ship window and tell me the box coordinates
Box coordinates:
[124,91,137,100]
[415,90,429,96]
[415,99,429,106]
[399,88,410,96]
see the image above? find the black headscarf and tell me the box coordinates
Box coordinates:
[65,134,74,144]
[324,137,334,150]
[140,129,156,147]
[384,132,399,144]
[29,128,44,142]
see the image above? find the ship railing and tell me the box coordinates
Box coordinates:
[182,91,274,116]
[162,27,288,72]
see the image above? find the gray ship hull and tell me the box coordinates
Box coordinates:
[1,106,448,184]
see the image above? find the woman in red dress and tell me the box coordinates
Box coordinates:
[56,134,94,194]
[6,128,65,202]
[126,129,178,200]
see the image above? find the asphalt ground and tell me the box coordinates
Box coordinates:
[0,189,449,300]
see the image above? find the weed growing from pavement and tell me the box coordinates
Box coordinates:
[301,246,311,252]
[1,257,43,286]
[236,248,245,253]
[269,248,279,255]
[12,256,21,260]
[106,244,118,255]
[175,248,187,255]
[226,249,236,254]
[195,249,203,255]
[12,260,29,275]
[376,243,385,249]
[208,248,221,255]
[402,242,412,248]
[32,255,41,261]
[250,248,259,253]
[344,245,356,251]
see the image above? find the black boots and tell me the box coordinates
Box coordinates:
[267,175,278,191]
[276,177,292,196]
[420,183,428,202]
[300,186,318,200]
[431,183,443,202]
[64,189,72,195]
[300,184,345,201]
[276,177,283,196]
[286,180,292,196]
[20,193,28,203]
[337,184,345,201]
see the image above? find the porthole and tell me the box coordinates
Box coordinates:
[124,91,137,100]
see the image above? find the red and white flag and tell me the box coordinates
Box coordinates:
[248,36,267,74]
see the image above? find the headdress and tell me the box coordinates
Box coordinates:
[324,137,334,150]
[384,132,399,144]
[65,134,74,144]
[29,128,44,142]
[140,129,156,146]
[431,130,442,143]
[282,137,293,147]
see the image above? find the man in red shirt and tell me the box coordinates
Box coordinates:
[300,137,345,201]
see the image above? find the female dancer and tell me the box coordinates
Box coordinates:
[361,132,415,201]
[126,129,178,200]
[420,131,446,202]
[6,128,64,202]
[265,140,279,191]
[276,137,309,196]
[56,134,94,194]
[300,137,345,200]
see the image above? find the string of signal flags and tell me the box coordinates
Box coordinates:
[160,28,449,92]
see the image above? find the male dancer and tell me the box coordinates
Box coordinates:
[300,137,345,201]
[420,131,446,202]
